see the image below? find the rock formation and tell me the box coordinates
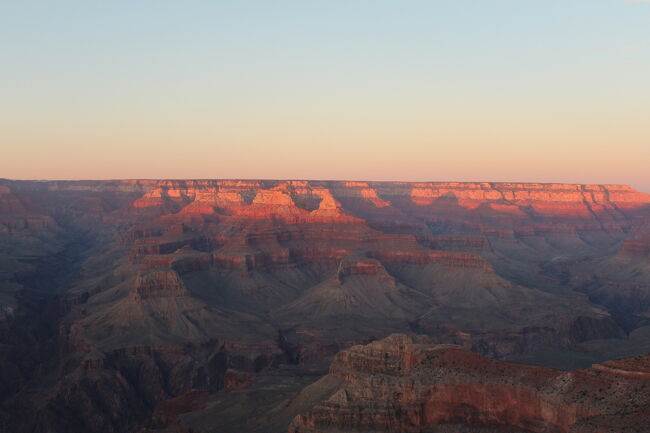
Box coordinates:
[289,334,650,433]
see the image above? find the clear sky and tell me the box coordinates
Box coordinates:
[1,1,649,191]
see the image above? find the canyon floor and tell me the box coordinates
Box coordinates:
[1,179,649,432]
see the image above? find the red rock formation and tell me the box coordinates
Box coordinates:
[140,246,212,273]
[370,249,493,270]
[620,240,650,257]
[118,180,650,248]
[428,235,486,251]
[212,249,294,271]
[338,259,389,277]
[0,185,30,214]
[288,334,650,433]
[290,247,351,263]
[223,369,254,392]
[402,182,643,209]
[0,185,54,231]
[148,390,209,427]
[131,269,188,299]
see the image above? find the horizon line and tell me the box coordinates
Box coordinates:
[1,177,643,190]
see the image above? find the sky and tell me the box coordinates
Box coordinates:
[1,1,649,191]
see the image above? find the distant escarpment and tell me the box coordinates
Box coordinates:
[0,184,54,231]
[289,334,650,433]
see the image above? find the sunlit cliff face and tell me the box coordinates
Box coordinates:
[129,179,650,221]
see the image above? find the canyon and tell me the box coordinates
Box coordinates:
[1,179,649,432]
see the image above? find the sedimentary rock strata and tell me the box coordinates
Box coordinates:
[289,334,650,433]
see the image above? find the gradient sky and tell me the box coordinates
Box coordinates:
[1,1,649,191]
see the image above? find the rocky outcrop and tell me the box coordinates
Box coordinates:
[0,185,54,231]
[212,249,294,271]
[289,334,650,433]
[147,389,209,428]
[620,240,650,257]
[338,258,392,278]
[370,249,493,270]
[131,269,188,299]
[428,235,486,251]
